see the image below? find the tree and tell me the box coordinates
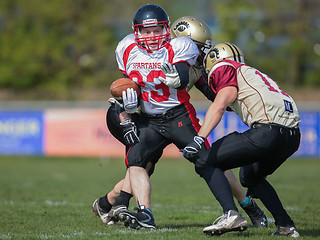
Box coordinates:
[208,0,320,88]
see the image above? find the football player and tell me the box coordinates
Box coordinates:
[113,5,248,232]
[183,43,301,237]
[170,16,267,228]
[92,15,266,230]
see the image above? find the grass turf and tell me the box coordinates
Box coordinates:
[0,156,319,239]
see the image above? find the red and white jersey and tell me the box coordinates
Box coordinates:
[115,34,199,115]
[208,60,300,128]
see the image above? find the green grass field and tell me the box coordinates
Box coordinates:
[0,156,319,240]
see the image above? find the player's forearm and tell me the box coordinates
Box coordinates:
[119,111,132,122]
[198,102,225,139]
[195,81,216,102]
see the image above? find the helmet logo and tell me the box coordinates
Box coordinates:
[142,18,158,26]
[208,47,220,59]
[173,21,190,35]
[143,19,157,24]
[204,47,219,69]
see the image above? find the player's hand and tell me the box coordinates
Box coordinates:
[159,63,181,88]
[182,136,205,162]
[120,118,140,146]
[122,88,138,114]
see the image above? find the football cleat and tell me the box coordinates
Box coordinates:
[107,204,128,222]
[240,197,268,227]
[203,210,248,236]
[100,214,117,225]
[92,198,118,225]
[119,205,156,229]
[92,198,108,217]
[272,225,300,238]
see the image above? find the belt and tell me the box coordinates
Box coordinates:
[252,123,299,136]
[141,104,186,119]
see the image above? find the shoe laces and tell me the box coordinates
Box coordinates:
[212,211,229,225]
[134,205,154,218]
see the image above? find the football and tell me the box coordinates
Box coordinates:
[110,78,140,99]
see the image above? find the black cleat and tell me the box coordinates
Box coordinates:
[119,205,156,229]
[240,197,268,227]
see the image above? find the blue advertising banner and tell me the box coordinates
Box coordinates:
[0,111,44,155]
[295,111,319,157]
[0,109,318,158]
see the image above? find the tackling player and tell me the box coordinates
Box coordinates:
[183,43,301,237]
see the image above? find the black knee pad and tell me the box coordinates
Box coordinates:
[239,163,264,188]
[193,148,212,177]
[194,164,208,178]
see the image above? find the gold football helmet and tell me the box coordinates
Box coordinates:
[170,16,213,50]
[203,42,245,73]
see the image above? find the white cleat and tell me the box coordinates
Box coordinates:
[272,225,300,238]
[203,210,248,236]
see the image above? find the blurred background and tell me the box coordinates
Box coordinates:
[0,0,319,101]
[0,0,319,157]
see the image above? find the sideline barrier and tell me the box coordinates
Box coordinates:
[0,109,318,157]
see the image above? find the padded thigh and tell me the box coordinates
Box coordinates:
[239,163,264,187]
[206,130,263,171]
[106,104,125,145]
[126,123,169,168]
[106,104,142,148]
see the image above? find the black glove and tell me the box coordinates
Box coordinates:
[182,135,205,162]
[120,119,140,147]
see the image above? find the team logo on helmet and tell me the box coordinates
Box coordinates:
[208,47,220,60]
[204,47,219,70]
[173,21,190,34]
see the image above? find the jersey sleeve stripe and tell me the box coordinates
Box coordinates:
[165,44,174,64]
[123,43,137,73]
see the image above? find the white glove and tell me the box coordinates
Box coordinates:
[122,88,138,114]
[159,63,181,88]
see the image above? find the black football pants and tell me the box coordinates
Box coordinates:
[196,122,301,226]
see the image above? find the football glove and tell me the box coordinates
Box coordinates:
[108,97,116,105]
[182,135,205,162]
[120,118,140,147]
[122,88,138,114]
[159,62,181,88]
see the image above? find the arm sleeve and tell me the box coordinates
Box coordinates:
[194,76,216,102]
[174,62,189,90]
